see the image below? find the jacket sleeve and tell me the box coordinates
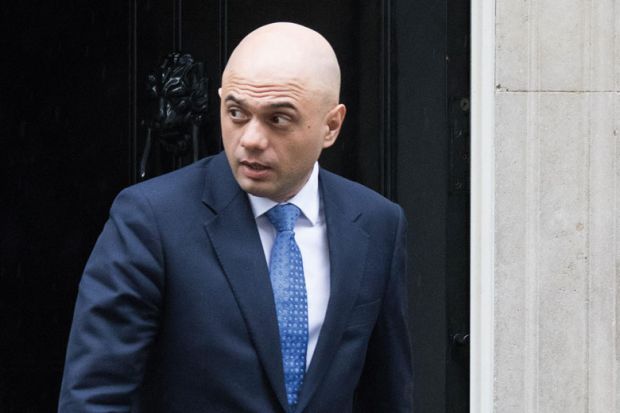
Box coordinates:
[354,206,414,412]
[58,186,165,412]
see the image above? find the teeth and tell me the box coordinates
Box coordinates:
[246,163,266,170]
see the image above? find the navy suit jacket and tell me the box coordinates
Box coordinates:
[58,152,413,412]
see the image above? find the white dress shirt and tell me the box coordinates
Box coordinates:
[247,162,330,370]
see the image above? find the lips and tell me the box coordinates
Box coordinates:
[241,160,269,170]
[239,160,271,179]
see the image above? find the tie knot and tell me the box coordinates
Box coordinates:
[266,203,301,233]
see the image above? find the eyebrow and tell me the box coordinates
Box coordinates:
[268,101,297,110]
[224,93,298,111]
[224,94,244,105]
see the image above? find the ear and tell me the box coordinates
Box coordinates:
[218,88,222,98]
[322,104,347,149]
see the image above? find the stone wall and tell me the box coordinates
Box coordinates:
[494,0,619,411]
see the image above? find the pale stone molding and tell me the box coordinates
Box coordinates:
[488,0,619,411]
[471,0,496,410]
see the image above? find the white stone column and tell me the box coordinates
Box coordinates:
[486,0,620,412]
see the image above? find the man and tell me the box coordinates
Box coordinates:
[59,22,413,412]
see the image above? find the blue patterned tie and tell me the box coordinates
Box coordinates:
[266,203,308,410]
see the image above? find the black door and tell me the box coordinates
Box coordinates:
[0,1,469,411]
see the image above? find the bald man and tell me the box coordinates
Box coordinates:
[59,23,413,413]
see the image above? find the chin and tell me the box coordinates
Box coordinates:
[238,180,273,199]
[234,174,291,201]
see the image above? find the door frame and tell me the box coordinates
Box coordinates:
[470,0,495,411]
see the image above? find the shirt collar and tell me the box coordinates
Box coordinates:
[247,162,320,226]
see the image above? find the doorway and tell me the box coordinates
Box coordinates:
[0,1,470,411]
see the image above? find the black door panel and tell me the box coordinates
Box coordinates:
[0,1,469,411]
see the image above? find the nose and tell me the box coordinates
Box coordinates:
[239,119,268,151]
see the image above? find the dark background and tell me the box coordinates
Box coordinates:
[0,1,470,411]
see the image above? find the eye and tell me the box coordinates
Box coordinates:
[228,107,247,121]
[271,114,291,125]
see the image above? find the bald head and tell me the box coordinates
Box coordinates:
[222,22,341,107]
[219,23,347,201]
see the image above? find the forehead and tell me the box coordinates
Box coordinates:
[221,71,322,108]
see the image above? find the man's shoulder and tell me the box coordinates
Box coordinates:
[319,167,402,218]
[119,155,220,202]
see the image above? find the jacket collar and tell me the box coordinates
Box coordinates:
[202,153,289,410]
[202,153,369,412]
[294,169,369,412]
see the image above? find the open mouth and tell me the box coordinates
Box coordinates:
[241,161,269,171]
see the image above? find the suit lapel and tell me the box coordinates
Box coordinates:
[201,153,288,411]
[295,170,370,413]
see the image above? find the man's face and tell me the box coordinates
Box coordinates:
[220,74,333,202]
